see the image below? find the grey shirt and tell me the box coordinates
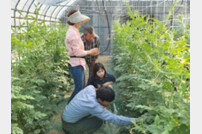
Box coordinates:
[81,34,100,66]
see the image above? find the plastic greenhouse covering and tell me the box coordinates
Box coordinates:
[11,0,190,55]
[11,0,190,27]
[11,0,78,27]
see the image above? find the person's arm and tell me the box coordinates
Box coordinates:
[96,37,100,49]
[108,73,116,82]
[89,104,136,125]
[102,73,116,87]
[93,36,100,60]
[87,48,99,56]
[68,35,87,56]
[69,35,98,56]
[102,81,114,87]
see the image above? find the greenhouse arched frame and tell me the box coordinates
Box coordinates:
[11,0,190,55]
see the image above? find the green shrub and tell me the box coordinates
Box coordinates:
[111,9,189,134]
[11,11,72,133]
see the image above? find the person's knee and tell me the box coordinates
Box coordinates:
[62,128,70,134]
[98,118,104,127]
[93,117,103,129]
[62,121,70,134]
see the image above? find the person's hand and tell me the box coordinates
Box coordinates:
[102,82,113,87]
[135,118,140,124]
[89,48,99,56]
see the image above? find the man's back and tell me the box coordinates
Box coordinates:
[62,85,99,123]
[62,85,135,125]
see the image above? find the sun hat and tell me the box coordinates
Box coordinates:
[68,10,90,24]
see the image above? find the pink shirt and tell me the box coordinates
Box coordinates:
[65,26,87,69]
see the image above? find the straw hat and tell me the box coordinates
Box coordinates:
[68,10,90,24]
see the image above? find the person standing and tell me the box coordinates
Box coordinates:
[65,9,98,103]
[81,26,100,78]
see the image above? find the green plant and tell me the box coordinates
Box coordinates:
[11,8,73,133]
[111,8,189,134]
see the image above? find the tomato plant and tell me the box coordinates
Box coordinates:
[111,9,190,134]
[11,10,73,134]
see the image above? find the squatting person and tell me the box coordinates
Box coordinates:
[62,85,138,134]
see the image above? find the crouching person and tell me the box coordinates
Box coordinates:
[61,85,138,134]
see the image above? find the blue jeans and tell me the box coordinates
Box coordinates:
[68,64,85,103]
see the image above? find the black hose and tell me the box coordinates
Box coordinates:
[96,0,111,55]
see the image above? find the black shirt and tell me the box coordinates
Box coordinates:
[87,72,116,88]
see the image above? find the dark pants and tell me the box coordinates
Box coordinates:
[68,64,85,103]
[62,116,103,134]
[87,60,96,78]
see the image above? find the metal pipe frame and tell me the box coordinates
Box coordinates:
[12,0,189,28]
[13,0,21,30]
[49,5,60,22]
[11,8,58,19]
[11,16,60,23]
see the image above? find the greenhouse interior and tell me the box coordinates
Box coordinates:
[11,0,190,134]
